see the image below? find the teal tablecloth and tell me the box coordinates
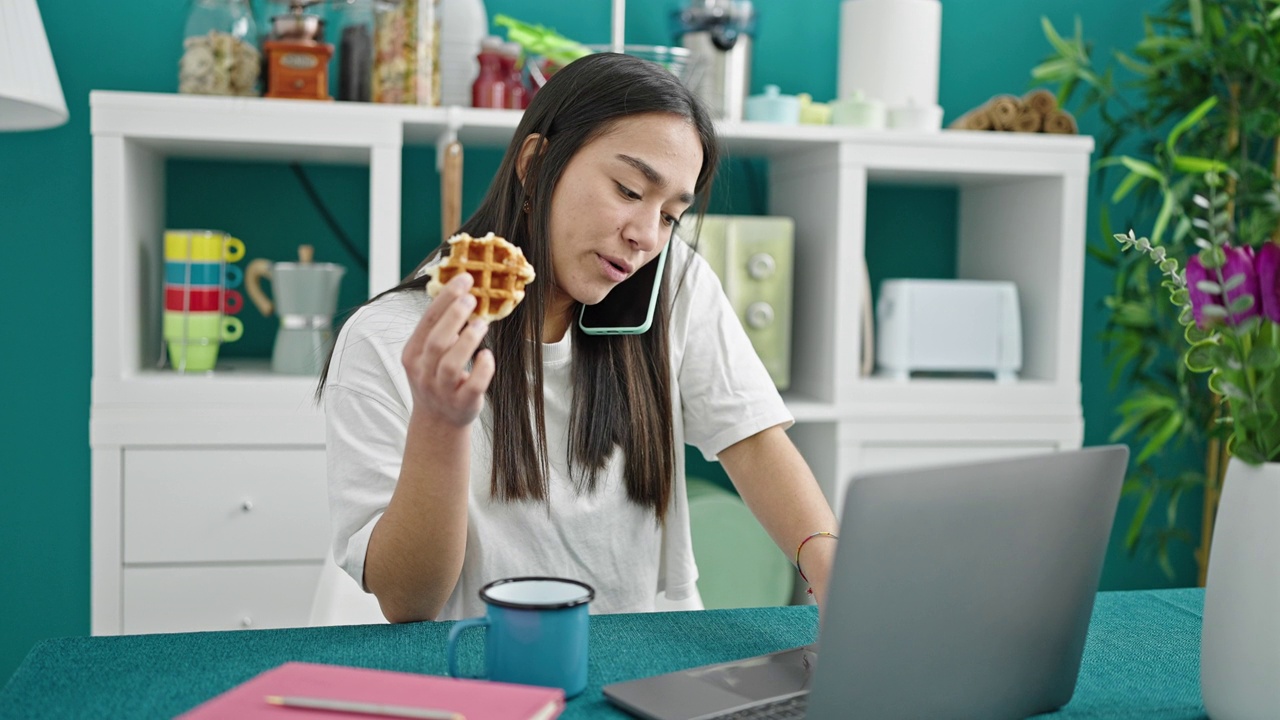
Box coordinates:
[0,589,1207,719]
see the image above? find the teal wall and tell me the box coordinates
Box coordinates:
[0,0,1179,683]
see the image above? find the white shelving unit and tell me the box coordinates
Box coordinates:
[90,90,1093,635]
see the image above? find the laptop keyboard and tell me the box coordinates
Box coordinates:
[707,694,808,720]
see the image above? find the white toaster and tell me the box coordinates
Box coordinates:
[874,279,1022,382]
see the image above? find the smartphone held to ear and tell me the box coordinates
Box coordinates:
[578,242,670,335]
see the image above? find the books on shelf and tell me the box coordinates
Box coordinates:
[177,662,564,720]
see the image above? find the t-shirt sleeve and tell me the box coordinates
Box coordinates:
[672,244,793,461]
[322,298,419,592]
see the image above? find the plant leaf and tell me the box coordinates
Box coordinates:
[1041,16,1078,61]
[1125,490,1155,552]
[1120,156,1167,183]
[1166,96,1219,156]
[1032,58,1076,81]
[1137,411,1185,464]
[1228,295,1255,315]
[1249,344,1280,370]
[1186,342,1217,372]
[1113,51,1154,76]
[1112,171,1147,204]
[1152,190,1178,246]
[1173,156,1231,174]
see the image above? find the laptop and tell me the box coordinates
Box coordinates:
[604,445,1128,720]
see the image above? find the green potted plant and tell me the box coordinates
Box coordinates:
[1037,4,1280,715]
[1118,178,1280,718]
[1033,1,1280,584]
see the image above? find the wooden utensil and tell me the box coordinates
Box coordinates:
[441,140,463,238]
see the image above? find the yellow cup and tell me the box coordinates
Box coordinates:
[164,230,246,263]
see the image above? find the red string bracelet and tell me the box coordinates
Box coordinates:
[795,531,838,594]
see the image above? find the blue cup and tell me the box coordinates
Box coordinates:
[165,261,243,289]
[447,577,594,697]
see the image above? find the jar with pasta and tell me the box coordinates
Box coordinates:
[371,0,441,105]
[179,0,262,96]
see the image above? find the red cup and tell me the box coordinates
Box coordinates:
[165,286,243,314]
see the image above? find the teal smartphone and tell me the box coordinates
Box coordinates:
[578,241,670,335]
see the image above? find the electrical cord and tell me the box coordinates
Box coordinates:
[289,162,370,273]
[739,157,768,215]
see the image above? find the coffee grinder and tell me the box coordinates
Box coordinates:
[264,0,334,100]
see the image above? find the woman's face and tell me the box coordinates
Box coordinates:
[544,112,702,314]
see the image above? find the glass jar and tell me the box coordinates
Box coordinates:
[371,0,441,105]
[330,0,376,101]
[180,0,262,96]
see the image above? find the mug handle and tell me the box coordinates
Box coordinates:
[223,236,246,263]
[221,316,244,343]
[224,264,244,290]
[446,616,490,680]
[222,289,244,315]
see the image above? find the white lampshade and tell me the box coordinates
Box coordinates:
[0,0,68,131]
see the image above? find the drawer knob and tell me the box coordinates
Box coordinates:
[747,253,776,280]
[240,616,254,628]
[746,302,775,329]
[241,499,254,512]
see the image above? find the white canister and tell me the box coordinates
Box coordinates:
[837,0,942,111]
[439,0,487,107]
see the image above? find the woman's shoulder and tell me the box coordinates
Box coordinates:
[327,286,429,385]
[341,287,430,341]
[667,235,724,308]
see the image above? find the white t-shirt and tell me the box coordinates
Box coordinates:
[323,239,792,620]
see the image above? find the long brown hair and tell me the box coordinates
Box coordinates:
[321,53,720,523]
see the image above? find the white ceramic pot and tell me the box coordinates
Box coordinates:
[1200,459,1280,719]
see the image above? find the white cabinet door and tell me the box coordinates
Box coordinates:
[122,564,322,634]
[123,448,329,564]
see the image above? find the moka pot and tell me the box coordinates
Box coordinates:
[246,245,346,375]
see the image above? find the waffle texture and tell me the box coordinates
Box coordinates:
[425,232,536,321]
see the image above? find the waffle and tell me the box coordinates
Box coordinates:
[425,232,536,322]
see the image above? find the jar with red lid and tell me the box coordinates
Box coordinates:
[501,41,527,110]
[471,35,506,108]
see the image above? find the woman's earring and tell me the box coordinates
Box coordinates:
[523,200,531,213]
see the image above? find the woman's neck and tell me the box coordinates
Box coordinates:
[542,289,575,343]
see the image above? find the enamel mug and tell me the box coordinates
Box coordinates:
[447,577,594,697]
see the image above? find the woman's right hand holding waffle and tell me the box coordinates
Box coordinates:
[402,272,494,427]
[372,271,490,621]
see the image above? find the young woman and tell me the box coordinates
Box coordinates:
[322,52,837,622]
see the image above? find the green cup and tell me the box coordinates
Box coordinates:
[167,339,223,373]
[163,311,243,343]
[163,312,243,372]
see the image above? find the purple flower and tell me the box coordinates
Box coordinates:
[1186,246,1259,328]
[1256,243,1280,323]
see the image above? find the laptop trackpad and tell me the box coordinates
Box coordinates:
[604,646,815,720]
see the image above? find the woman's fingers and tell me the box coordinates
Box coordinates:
[401,272,494,426]
[424,293,477,361]
[435,318,490,390]
[460,348,495,402]
[406,273,474,357]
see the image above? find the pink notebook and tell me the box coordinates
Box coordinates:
[177,662,565,720]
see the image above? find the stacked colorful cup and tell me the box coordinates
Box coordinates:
[163,229,247,372]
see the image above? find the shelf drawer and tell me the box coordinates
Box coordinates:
[123,448,329,564]
[122,563,322,634]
